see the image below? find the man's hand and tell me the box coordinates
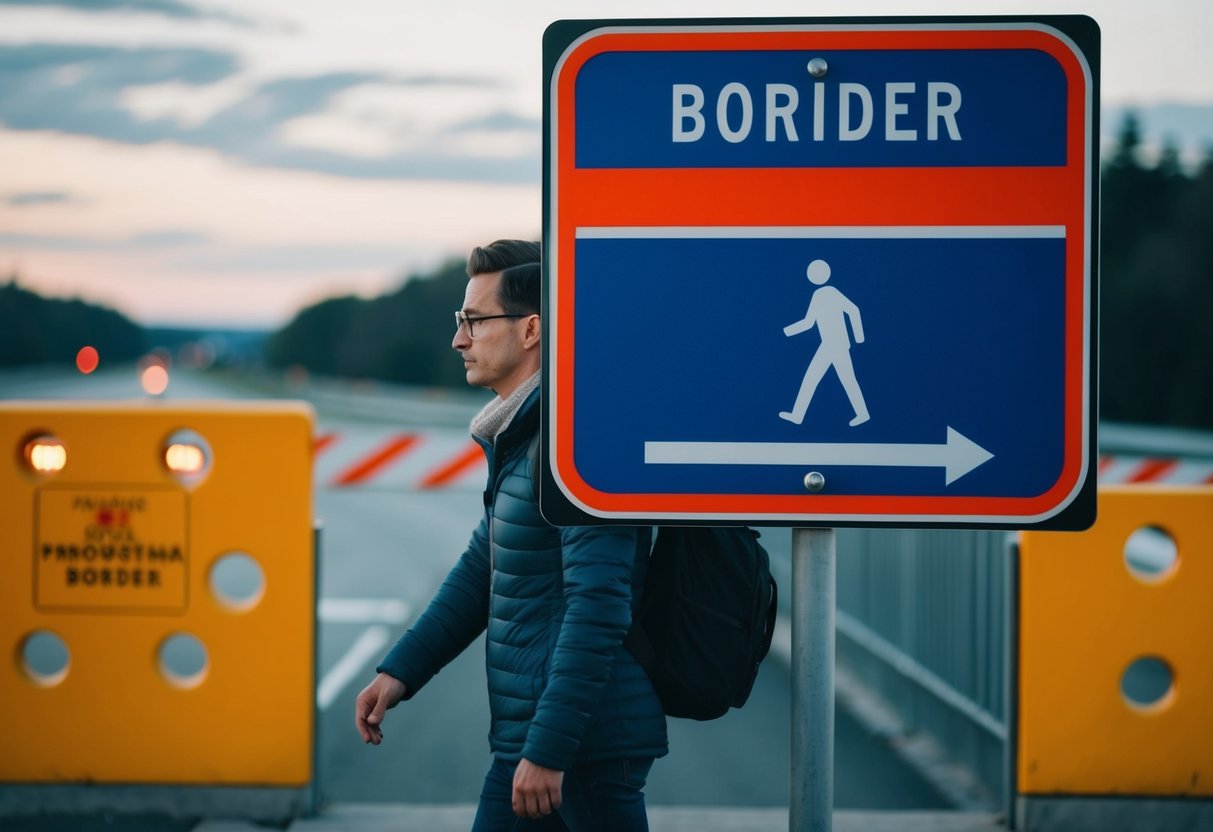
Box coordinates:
[512,758,564,819]
[354,672,407,745]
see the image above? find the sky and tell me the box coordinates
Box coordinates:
[1,0,1211,329]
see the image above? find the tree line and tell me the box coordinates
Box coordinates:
[265,257,472,388]
[1099,116,1213,429]
[0,280,144,368]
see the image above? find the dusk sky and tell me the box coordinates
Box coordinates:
[1,0,1211,329]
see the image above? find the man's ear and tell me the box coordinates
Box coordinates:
[521,314,541,350]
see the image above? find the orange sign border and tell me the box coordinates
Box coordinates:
[548,23,1094,525]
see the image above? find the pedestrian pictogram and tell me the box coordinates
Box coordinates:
[780,259,869,428]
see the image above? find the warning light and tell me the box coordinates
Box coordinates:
[141,365,170,396]
[162,429,212,484]
[23,436,67,474]
[165,443,205,475]
[75,346,99,375]
[138,350,172,396]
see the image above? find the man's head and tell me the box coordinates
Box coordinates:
[467,239,541,277]
[453,259,541,398]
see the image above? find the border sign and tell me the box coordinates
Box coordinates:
[542,17,1099,529]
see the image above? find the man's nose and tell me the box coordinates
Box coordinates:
[452,326,470,350]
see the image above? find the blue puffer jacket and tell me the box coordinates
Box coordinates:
[377,390,668,770]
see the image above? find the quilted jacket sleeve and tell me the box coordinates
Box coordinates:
[521,523,641,770]
[376,512,491,699]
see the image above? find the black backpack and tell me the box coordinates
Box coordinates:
[625,526,778,721]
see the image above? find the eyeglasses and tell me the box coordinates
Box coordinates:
[454,310,527,338]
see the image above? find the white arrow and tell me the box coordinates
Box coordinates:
[644,427,994,486]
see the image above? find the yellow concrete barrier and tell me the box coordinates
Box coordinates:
[1018,486,1213,797]
[1,402,314,786]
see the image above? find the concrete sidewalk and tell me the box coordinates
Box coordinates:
[197,803,1005,831]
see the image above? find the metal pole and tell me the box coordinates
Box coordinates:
[790,527,836,832]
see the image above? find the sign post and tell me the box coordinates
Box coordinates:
[791,526,836,831]
[542,16,1099,830]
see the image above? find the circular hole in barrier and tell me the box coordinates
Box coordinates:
[20,630,70,686]
[158,632,209,689]
[1121,656,1174,710]
[162,428,212,486]
[209,551,266,612]
[1123,526,1178,582]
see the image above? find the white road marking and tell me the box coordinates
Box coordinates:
[317,624,393,711]
[316,598,413,712]
[319,597,411,625]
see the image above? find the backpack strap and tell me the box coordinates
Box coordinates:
[624,611,656,671]
[624,529,659,674]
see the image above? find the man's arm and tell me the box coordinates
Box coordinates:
[354,514,492,743]
[522,524,643,771]
[510,524,643,817]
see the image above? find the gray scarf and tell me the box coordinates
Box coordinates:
[470,371,540,441]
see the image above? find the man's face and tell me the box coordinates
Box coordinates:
[452,272,529,394]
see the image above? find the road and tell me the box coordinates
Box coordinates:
[1,364,948,814]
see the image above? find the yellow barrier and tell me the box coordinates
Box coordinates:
[1,402,314,786]
[1018,486,1213,796]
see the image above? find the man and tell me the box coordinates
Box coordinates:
[355,241,667,830]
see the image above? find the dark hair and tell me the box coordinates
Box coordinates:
[498,262,540,316]
[466,239,541,276]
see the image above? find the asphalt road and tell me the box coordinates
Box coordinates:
[1,365,949,825]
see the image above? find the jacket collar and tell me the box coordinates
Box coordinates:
[475,386,539,454]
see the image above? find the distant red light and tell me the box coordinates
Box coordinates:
[76,346,99,374]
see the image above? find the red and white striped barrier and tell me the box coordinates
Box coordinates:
[312,430,1213,491]
[1097,455,1213,486]
[314,426,486,490]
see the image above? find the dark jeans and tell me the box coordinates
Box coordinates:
[470,756,654,832]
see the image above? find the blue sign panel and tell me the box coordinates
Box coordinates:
[572,230,1064,499]
[575,49,1068,168]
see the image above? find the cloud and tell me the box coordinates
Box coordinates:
[450,111,541,134]
[0,230,210,250]
[0,0,256,27]
[0,43,540,183]
[0,43,238,145]
[172,243,418,274]
[6,190,74,206]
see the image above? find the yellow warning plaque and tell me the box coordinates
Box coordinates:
[35,487,188,611]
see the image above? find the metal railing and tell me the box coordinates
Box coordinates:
[834,526,1012,803]
[826,422,1213,810]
